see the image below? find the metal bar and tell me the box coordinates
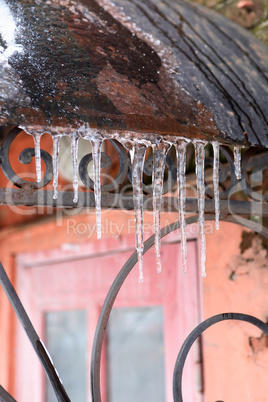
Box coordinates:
[91,215,201,402]
[0,263,71,402]
[0,188,267,216]
[0,385,17,402]
[90,214,268,402]
[173,313,268,402]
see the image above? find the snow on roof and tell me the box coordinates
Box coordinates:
[0,0,23,63]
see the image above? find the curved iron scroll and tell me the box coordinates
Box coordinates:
[0,128,267,212]
[0,263,70,402]
[0,128,177,195]
[79,140,129,192]
[173,312,268,402]
[90,215,268,402]
[0,216,267,400]
[0,127,53,190]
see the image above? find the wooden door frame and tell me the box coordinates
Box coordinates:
[0,210,202,399]
[15,226,203,401]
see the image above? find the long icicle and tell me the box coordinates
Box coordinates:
[71,132,79,203]
[131,143,147,283]
[195,141,207,278]
[34,132,42,183]
[52,135,61,200]
[234,145,242,180]
[176,139,189,274]
[153,141,171,274]
[212,142,220,230]
[92,137,103,240]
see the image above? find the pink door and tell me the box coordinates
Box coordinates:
[15,230,203,402]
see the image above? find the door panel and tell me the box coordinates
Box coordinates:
[45,310,88,402]
[107,306,165,402]
[15,232,202,401]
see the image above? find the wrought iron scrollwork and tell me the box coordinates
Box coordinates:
[79,139,129,192]
[240,148,268,202]
[205,145,237,200]
[0,127,267,216]
[0,262,70,402]
[0,217,267,401]
[128,152,177,195]
[90,215,268,402]
[204,145,268,204]
[0,127,53,189]
[173,312,268,402]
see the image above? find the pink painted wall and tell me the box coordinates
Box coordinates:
[203,222,268,402]
[0,209,267,400]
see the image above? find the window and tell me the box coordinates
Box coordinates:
[107,307,165,402]
[45,310,88,402]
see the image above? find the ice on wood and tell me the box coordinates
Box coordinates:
[152,141,171,274]
[194,141,207,278]
[91,137,103,240]
[0,0,23,63]
[175,139,189,274]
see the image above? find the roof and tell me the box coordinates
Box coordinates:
[0,0,267,147]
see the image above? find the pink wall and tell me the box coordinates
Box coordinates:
[203,222,268,402]
[0,211,267,400]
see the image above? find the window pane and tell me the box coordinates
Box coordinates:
[107,306,165,402]
[45,310,87,402]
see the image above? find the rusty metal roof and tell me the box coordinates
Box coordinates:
[0,0,267,147]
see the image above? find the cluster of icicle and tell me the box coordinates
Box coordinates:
[28,128,242,282]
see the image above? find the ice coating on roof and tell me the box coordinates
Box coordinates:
[0,0,220,142]
[1,0,268,146]
[102,0,268,147]
[0,0,23,63]
[0,1,30,111]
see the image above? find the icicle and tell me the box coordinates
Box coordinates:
[153,141,171,274]
[71,132,79,203]
[91,137,103,240]
[194,141,207,278]
[212,142,220,230]
[176,140,189,274]
[130,143,147,283]
[34,132,42,183]
[234,145,242,180]
[52,135,61,200]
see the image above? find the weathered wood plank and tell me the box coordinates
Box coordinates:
[0,0,267,146]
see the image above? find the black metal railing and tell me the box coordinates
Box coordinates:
[0,128,267,218]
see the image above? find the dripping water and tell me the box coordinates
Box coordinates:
[52,135,62,200]
[91,137,103,240]
[234,145,242,180]
[212,142,220,230]
[130,143,147,283]
[71,132,79,203]
[176,139,189,274]
[152,141,171,274]
[194,141,207,278]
